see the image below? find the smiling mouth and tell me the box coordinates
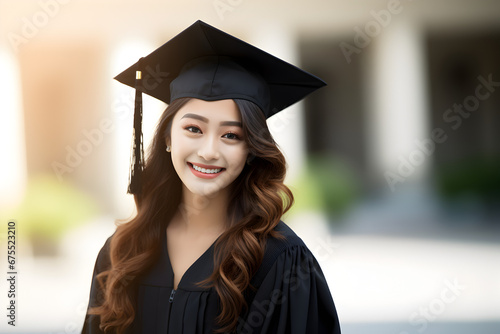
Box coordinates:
[188,162,225,174]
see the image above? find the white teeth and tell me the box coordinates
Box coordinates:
[191,164,222,174]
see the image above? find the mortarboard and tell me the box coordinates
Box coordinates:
[114,20,326,196]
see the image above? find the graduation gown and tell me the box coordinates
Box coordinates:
[81,221,341,333]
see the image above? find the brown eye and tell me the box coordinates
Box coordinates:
[185,126,202,133]
[223,132,240,140]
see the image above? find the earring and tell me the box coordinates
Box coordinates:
[166,145,171,152]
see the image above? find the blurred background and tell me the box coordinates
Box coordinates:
[1,0,499,333]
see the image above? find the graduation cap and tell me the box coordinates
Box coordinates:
[114,20,326,196]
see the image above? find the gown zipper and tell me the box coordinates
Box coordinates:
[166,289,176,333]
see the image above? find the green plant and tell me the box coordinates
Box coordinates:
[289,154,360,221]
[435,157,500,201]
[8,174,98,245]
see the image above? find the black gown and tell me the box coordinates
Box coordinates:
[81,221,341,333]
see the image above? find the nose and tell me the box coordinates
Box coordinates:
[197,135,220,161]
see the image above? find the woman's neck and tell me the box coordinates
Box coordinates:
[174,185,230,235]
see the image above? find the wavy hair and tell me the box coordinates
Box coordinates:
[88,97,293,333]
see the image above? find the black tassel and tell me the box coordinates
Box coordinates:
[128,57,145,196]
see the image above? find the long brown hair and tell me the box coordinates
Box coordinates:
[88,98,293,333]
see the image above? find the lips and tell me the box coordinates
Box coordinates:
[187,162,225,178]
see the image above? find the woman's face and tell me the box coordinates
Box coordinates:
[168,98,248,197]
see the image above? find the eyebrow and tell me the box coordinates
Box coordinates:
[181,113,242,127]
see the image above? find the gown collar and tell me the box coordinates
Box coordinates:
[163,229,220,291]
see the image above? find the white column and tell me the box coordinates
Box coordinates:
[365,20,430,191]
[248,22,306,183]
[0,48,27,210]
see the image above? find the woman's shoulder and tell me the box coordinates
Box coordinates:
[245,221,341,334]
[250,221,309,284]
[265,220,307,254]
[93,233,115,273]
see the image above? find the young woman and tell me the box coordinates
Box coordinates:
[82,21,341,334]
